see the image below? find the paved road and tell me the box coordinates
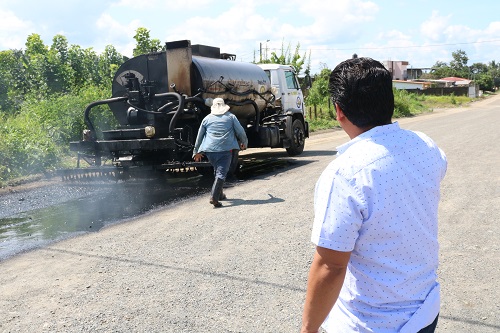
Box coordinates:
[0,95,498,332]
[403,96,500,332]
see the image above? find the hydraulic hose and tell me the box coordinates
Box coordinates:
[166,92,185,135]
[84,96,128,140]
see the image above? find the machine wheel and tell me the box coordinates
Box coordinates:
[286,119,306,156]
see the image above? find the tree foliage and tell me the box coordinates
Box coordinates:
[0,32,130,182]
[428,49,499,91]
[306,64,331,107]
[133,27,163,56]
[449,49,469,78]
[264,40,308,75]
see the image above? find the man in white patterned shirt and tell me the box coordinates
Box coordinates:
[300,57,447,333]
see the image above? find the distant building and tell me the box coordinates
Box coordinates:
[439,77,472,86]
[383,60,409,80]
[407,67,431,80]
[392,80,431,90]
[383,60,431,80]
[383,60,478,97]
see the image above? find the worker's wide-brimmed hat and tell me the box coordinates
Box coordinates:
[211,98,230,115]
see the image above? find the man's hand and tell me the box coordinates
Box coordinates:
[193,153,203,162]
[239,143,246,150]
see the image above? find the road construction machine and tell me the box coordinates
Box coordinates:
[67,40,308,179]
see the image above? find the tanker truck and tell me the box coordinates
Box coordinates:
[68,39,309,177]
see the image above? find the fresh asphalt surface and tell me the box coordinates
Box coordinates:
[0,94,499,332]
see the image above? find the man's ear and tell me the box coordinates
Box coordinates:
[335,103,345,120]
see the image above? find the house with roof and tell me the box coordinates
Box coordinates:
[440,77,472,86]
[382,60,479,97]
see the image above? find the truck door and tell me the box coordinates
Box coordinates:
[281,69,304,112]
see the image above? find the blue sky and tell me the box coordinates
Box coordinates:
[1,0,499,74]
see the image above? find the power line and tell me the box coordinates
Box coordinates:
[271,39,500,52]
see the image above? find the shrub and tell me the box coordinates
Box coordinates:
[0,85,114,182]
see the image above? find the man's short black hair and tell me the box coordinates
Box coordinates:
[329,57,394,128]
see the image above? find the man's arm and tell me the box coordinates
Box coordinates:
[300,247,351,333]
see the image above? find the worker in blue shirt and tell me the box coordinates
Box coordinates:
[193,98,248,207]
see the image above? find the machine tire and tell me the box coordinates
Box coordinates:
[286,119,306,156]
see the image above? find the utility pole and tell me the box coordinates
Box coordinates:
[259,40,270,63]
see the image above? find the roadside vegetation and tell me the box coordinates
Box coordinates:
[0,30,498,186]
[305,90,485,132]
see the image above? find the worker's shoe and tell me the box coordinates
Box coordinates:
[209,198,222,208]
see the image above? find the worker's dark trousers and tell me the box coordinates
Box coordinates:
[206,151,232,181]
[417,315,439,333]
[206,151,232,203]
[210,178,225,202]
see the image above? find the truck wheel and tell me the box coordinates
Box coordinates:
[286,119,305,156]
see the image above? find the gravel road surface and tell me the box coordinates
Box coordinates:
[0,95,499,332]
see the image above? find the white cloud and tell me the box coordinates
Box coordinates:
[420,11,452,42]
[484,21,500,36]
[293,0,379,43]
[0,8,34,49]
[162,0,380,67]
[95,13,141,55]
[112,0,212,10]
[163,2,278,61]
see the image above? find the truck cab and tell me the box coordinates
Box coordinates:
[258,64,305,114]
[257,63,308,156]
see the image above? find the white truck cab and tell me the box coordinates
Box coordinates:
[257,64,305,114]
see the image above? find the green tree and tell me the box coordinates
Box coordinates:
[46,34,73,93]
[67,44,86,89]
[469,62,488,75]
[488,60,500,89]
[25,33,48,57]
[98,45,125,86]
[475,73,494,91]
[0,49,25,113]
[0,32,127,182]
[430,60,452,79]
[133,27,162,56]
[303,50,312,77]
[306,64,331,107]
[449,49,469,78]
[23,33,49,96]
[81,47,101,86]
[267,40,307,75]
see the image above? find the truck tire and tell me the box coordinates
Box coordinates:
[286,119,306,156]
